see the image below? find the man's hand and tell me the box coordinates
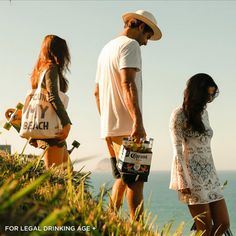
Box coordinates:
[131,122,146,141]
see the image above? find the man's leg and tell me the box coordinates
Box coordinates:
[111,136,146,220]
[126,180,144,220]
[106,137,127,211]
[110,179,127,211]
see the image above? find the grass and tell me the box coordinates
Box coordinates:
[0,149,203,236]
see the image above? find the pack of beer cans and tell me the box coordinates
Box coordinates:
[117,137,153,177]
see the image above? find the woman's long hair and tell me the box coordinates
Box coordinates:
[182,73,219,134]
[31,35,71,92]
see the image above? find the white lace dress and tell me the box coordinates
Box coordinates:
[169,107,224,205]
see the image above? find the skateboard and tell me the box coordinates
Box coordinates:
[3,102,80,154]
[4,102,23,132]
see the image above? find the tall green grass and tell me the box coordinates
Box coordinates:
[0,150,199,236]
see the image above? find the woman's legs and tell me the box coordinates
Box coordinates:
[62,146,73,170]
[188,199,230,236]
[44,145,71,169]
[210,199,230,236]
[188,203,213,236]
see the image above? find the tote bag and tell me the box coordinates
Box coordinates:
[19,70,69,139]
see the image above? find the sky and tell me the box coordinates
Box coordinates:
[0,0,236,172]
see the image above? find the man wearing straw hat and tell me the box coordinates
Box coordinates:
[94,10,162,220]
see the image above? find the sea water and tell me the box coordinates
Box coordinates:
[90,171,236,234]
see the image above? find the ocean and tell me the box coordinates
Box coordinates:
[90,171,236,235]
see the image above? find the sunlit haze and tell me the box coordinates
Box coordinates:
[0,1,236,171]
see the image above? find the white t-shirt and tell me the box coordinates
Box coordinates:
[96,35,142,138]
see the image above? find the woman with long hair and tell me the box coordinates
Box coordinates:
[169,73,230,235]
[27,35,72,169]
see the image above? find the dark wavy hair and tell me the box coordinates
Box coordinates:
[182,73,219,134]
[124,18,154,35]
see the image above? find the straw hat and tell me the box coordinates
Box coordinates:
[122,9,162,41]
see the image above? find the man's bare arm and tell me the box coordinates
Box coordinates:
[120,68,146,139]
[94,83,101,114]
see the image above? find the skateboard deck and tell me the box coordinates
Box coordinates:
[4,102,23,132]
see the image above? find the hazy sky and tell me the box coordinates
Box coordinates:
[0,1,236,171]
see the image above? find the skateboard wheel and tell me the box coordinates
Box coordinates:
[16,103,24,110]
[72,140,80,148]
[4,122,12,130]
